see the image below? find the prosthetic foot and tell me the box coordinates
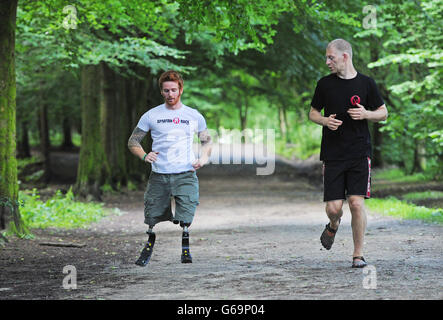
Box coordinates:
[135,228,156,267]
[181,224,192,263]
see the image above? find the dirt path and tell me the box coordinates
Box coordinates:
[1,172,442,300]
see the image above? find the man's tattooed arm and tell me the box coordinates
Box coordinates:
[128,127,147,149]
[128,127,149,160]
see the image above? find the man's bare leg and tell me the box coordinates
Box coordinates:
[320,200,344,250]
[326,200,344,231]
[348,195,367,265]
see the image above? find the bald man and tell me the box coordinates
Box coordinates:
[309,39,388,268]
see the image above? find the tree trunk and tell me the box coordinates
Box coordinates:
[128,70,160,184]
[38,101,51,183]
[412,139,425,173]
[17,120,31,158]
[278,105,290,143]
[126,70,151,184]
[145,71,163,113]
[101,63,128,190]
[62,117,74,149]
[239,95,248,143]
[74,65,110,201]
[372,122,383,168]
[0,0,24,234]
[369,36,385,168]
[116,71,129,187]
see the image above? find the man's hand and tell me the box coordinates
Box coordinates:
[192,156,208,170]
[325,114,343,130]
[193,129,212,170]
[347,103,368,120]
[144,151,159,163]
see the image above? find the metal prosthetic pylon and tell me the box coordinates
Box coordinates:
[181,224,192,263]
[135,227,156,267]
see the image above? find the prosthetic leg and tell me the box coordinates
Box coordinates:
[181,222,192,263]
[135,226,156,267]
[173,198,193,263]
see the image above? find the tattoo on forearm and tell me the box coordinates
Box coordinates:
[198,129,212,146]
[128,127,147,148]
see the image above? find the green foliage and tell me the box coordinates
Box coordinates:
[0,197,21,212]
[23,170,44,183]
[127,181,138,191]
[356,0,443,175]
[18,188,108,229]
[366,197,443,224]
[402,191,443,201]
[48,132,82,147]
[276,123,322,160]
[17,156,41,174]
[6,220,33,240]
[372,168,433,183]
[177,0,299,52]
[76,35,191,74]
[100,184,114,193]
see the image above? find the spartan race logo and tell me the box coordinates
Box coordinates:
[157,117,190,125]
[350,95,361,106]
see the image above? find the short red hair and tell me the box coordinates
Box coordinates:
[158,70,184,90]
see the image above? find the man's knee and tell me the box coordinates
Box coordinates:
[348,196,364,212]
[326,200,343,216]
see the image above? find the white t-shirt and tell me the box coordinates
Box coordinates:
[136,103,207,174]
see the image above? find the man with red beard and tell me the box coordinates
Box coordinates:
[309,39,388,268]
[128,70,212,266]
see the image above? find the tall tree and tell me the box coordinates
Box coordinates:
[100,63,129,190]
[74,65,110,200]
[0,0,25,235]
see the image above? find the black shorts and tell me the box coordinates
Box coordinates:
[322,157,371,202]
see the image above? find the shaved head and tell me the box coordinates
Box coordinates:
[327,39,353,59]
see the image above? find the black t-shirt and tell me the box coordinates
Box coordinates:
[311,72,384,161]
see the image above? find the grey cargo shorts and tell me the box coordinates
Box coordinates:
[144,170,199,227]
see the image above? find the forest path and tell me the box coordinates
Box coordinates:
[1,161,442,300]
[83,173,443,300]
